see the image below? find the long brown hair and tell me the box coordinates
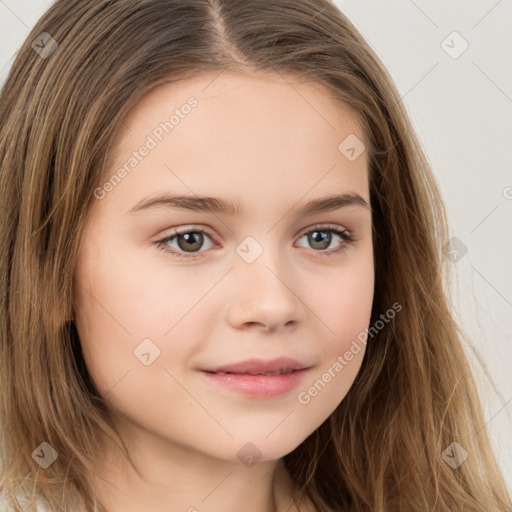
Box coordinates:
[1,1,510,511]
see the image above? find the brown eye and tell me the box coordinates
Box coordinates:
[155,228,215,259]
[173,231,206,253]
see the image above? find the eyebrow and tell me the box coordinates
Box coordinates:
[126,191,370,216]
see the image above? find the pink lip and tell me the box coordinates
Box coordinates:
[199,357,312,398]
[200,368,311,398]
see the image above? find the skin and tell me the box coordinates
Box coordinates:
[73,70,374,512]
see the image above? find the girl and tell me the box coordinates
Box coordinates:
[0,1,510,511]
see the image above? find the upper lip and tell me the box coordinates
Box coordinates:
[201,357,310,375]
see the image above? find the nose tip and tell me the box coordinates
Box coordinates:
[226,266,303,332]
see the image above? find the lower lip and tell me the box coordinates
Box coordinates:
[200,368,310,398]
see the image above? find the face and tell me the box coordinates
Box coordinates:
[73,71,374,464]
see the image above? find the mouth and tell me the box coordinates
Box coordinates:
[205,368,297,376]
[201,356,310,375]
[199,358,312,398]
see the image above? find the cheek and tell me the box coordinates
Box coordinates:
[301,251,374,401]
[312,249,374,349]
[72,243,204,396]
[72,283,131,395]
[295,273,373,416]
[73,242,144,394]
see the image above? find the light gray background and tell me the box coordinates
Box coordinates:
[1,0,511,494]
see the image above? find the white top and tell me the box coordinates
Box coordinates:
[0,493,50,511]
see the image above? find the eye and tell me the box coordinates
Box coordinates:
[295,224,355,257]
[155,227,216,260]
[154,224,355,260]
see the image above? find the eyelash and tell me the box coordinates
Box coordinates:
[154,224,355,261]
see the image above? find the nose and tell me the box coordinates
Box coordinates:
[225,246,305,332]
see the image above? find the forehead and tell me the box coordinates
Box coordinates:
[100,71,369,217]
[121,70,361,127]
[117,71,365,148]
